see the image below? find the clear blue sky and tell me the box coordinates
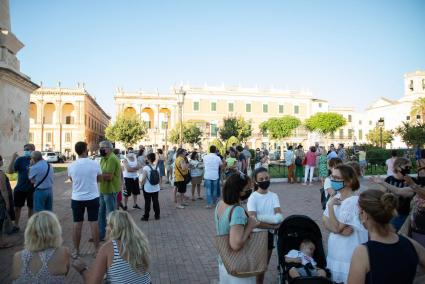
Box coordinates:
[10,0,425,116]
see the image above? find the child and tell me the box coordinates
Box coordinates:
[225,150,237,177]
[285,239,327,278]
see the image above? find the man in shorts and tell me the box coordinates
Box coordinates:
[7,144,35,231]
[68,142,102,257]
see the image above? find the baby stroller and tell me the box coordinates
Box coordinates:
[277,215,333,284]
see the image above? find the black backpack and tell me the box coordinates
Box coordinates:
[147,165,160,185]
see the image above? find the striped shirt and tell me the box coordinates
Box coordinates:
[105,240,151,284]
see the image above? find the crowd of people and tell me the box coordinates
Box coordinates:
[1,140,425,284]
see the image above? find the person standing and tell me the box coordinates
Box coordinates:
[174,148,189,209]
[318,147,328,186]
[140,153,161,221]
[28,151,54,212]
[156,149,166,186]
[304,146,317,185]
[0,155,13,248]
[337,144,347,162]
[189,151,204,201]
[7,144,35,231]
[327,144,338,160]
[285,146,295,184]
[67,141,102,258]
[236,146,247,175]
[122,150,141,210]
[98,141,122,241]
[203,146,223,209]
[294,145,305,183]
[385,150,398,177]
[166,146,176,184]
[358,147,367,176]
[242,145,252,175]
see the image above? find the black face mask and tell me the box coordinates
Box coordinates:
[240,189,252,201]
[257,180,271,190]
[400,167,411,176]
[99,149,107,157]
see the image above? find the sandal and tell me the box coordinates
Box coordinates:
[71,249,79,259]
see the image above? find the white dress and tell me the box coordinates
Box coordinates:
[323,194,368,283]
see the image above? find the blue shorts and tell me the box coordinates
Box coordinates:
[33,187,53,212]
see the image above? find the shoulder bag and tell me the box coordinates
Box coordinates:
[34,163,51,190]
[214,205,268,278]
[176,161,191,185]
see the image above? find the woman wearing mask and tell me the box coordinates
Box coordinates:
[122,150,141,210]
[348,190,425,284]
[323,164,368,283]
[215,173,259,283]
[247,167,283,284]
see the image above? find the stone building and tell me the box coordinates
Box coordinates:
[0,0,38,163]
[30,85,110,156]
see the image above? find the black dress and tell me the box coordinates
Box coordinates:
[365,235,418,284]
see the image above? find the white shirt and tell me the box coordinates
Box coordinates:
[324,176,332,198]
[68,158,101,201]
[143,165,160,193]
[386,158,395,176]
[247,190,281,232]
[123,157,138,179]
[203,153,222,180]
[285,250,317,266]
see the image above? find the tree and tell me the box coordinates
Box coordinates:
[209,138,225,155]
[410,97,425,122]
[219,116,253,142]
[304,112,347,135]
[259,116,301,139]
[225,136,240,150]
[105,114,147,148]
[366,126,394,147]
[396,122,425,147]
[168,123,203,147]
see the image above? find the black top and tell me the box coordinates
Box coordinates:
[384,176,415,215]
[365,235,418,284]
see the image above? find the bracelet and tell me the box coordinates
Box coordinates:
[79,267,88,274]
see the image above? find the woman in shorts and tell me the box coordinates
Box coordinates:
[189,151,203,201]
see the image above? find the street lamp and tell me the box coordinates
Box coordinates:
[176,86,186,148]
[377,117,385,148]
[164,113,169,152]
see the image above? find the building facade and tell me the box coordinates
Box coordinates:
[29,85,110,156]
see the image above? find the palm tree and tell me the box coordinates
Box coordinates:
[410,97,425,122]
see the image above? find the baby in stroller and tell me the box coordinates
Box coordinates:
[285,239,327,279]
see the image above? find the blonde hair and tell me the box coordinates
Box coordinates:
[107,211,150,271]
[24,211,63,252]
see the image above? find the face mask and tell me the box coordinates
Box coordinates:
[331,180,345,191]
[23,150,31,157]
[99,149,107,157]
[400,167,411,176]
[240,189,252,201]
[257,180,271,190]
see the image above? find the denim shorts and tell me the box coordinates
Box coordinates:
[33,187,53,212]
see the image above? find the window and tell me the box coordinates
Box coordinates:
[228,103,234,112]
[339,129,344,139]
[161,121,167,129]
[262,104,268,113]
[330,132,335,139]
[409,80,414,91]
[348,115,352,122]
[279,105,284,113]
[294,105,299,114]
[211,102,217,112]
[319,103,322,108]
[359,120,362,125]
[417,115,421,120]
[65,133,71,143]
[85,115,87,126]
[246,103,251,112]
[144,121,151,128]
[65,116,72,125]
[359,130,363,140]
[29,132,34,143]
[193,101,199,111]
[46,132,52,143]
[407,116,411,121]
[348,129,353,139]
[262,129,268,137]
[369,120,372,125]
[211,123,218,137]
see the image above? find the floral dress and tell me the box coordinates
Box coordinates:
[318,155,328,178]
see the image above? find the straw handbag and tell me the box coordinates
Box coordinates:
[214,205,268,278]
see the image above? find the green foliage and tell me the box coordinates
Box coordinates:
[396,122,425,147]
[105,114,147,148]
[219,116,253,142]
[410,97,425,121]
[304,112,346,135]
[366,148,407,166]
[168,123,203,146]
[366,126,394,147]
[209,138,225,155]
[260,116,301,139]
[225,136,240,150]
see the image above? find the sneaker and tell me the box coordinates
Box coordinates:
[141,217,149,221]
[71,249,79,259]
[182,202,189,206]
[123,206,128,211]
[133,204,141,209]
[176,205,185,209]
[205,205,212,209]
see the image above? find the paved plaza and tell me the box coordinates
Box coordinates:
[0,171,327,284]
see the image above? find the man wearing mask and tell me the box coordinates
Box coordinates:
[28,151,54,212]
[7,144,35,231]
[98,140,121,241]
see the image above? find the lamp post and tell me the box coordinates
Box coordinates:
[377,117,385,148]
[176,86,186,148]
[164,113,169,152]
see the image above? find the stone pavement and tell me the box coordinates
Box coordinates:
[0,173,328,284]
